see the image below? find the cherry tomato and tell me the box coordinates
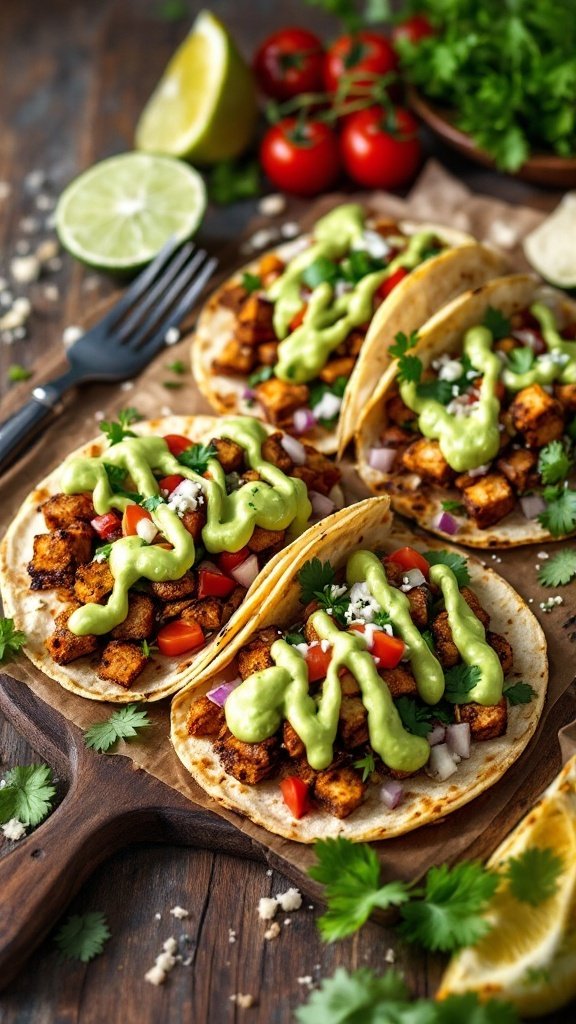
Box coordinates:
[122,504,152,536]
[260,118,341,196]
[349,624,406,669]
[217,547,251,574]
[376,267,409,302]
[392,14,435,47]
[163,434,192,457]
[253,27,324,101]
[198,566,237,599]
[323,31,397,93]
[280,776,310,818]
[157,619,205,657]
[158,474,185,495]
[90,512,122,541]
[339,106,421,190]
[385,546,430,579]
[306,644,332,683]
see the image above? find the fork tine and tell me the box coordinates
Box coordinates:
[99,235,183,332]
[124,249,208,351]
[114,242,197,342]
[139,255,218,358]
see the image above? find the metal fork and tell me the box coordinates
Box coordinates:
[0,239,217,473]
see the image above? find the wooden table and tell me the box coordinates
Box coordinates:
[0,1,571,1020]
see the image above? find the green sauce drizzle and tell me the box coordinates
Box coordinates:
[502,302,576,391]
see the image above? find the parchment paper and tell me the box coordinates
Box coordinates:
[1,161,575,877]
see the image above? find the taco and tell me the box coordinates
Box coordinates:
[356,274,576,547]
[171,496,547,843]
[192,202,507,455]
[0,414,345,703]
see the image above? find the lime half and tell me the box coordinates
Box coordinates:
[524,193,576,288]
[135,10,257,164]
[55,153,206,270]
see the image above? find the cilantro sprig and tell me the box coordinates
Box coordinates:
[241,272,262,294]
[443,664,481,704]
[84,705,151,754]
[389,330,422,384]
[0,617,27,662]
[99,407,142,445]
[54,912,111,963]
[353,752,377,782]
[537,548,576,587]
[396,696,453,736]
[423,550,471,587]
[176,441,217,475]
[483,307,511,340]
[538,485,576,538]
[0,764,56,827]
[503,681,537,706]
[298,559,336,604]
[538,440,573,486]
[506,347,535,375]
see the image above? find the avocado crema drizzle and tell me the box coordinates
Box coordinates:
[224,551,504,775]
[59,418,311,637]
[267,204,440,385]
[399,303,576,474]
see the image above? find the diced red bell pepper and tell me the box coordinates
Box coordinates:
[349,623,406,669]
[163,434,192,457]
[157,619,205,657]
[306,644,332,683]
[289,304,307,332]
[376,266,409,301]
[217,547,250,574]
[158,474,185,494]
[280,776,310,819]
[198,566,237,599]
[91,511,122,541]
[122,504,152,536]
[385,545,430,579]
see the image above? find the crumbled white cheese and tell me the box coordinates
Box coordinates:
[2,818,26,841]
[63,325,83,347]
[230,994,255,1008]
[228,928,236,944]
[144,964,166,986]
[487,219,519,249]
[165,327,180,345]
[294,642,310,658]
[446,394,479,417]
[539,595,563,612]
[328,583,347,600]
[35,238,59,264]
[169,906,189,920]
[264,921,281,941]
[167,479,205,516]
[43,283,59,301]
[249,228,275,250]
[25,169,46,192]
[163,937,178,955]
[0,296,31,331]
[121,381,135,391]
[344,581,381,624]
[276,887,302,912]
[538,551,549,560]
[281,221,299,239]
[258,897,278,921]
[297,976,313,987]
[320,639,330,653]
[311,391,342,421]
[353,229,391,260]
[154,913,161,921]
[144,936,178,985]
[385,948,396,964]
[0,181,11,201]
[437,356,463,382]
[10,255,39,284]
[258,193,286,217]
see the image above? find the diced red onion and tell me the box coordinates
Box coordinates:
[512,328,546,354]
[432,510,460,536]
[309,490,336,519]
[292,408,316,434]
[427,743,459,781]
[136,518,158,544]
[230,553,260,589]
[428,724,446,747]
[207,677,241,707]
[368,446,397,473]
[520,493,546,520]
[380,779,405,809]
[446,722,471,759]
[242,386,256,401]
[280,433,307,465]
[401,568,426,590]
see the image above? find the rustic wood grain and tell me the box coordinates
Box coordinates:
[0,0,573,1021]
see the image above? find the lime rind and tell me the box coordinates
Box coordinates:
[523,193,576,289]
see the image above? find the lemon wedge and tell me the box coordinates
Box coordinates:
[438,755,576,1017]
[135,10,257,164]
[524,194,576,288]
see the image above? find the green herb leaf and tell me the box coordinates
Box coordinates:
[298,559,336,604]
[395,696,434,737]
[309,837,410,942]
[165,359,186,375]
[423,550,471,587]
[141,639,157,658]
[208,159,261,205]
[8,363,32,382]
[99,407,142,445]
[84,705,151,753]
[372,609,392,629]
[503,681,536,705]
[141,495,165,512]
[442,500,465,514]
[538,485,576,537]
[93,543,113,562]
[241,272,263,294]
[504,847,563,906]
[506,347,535,375]
[538,440,573,485]
[398,860,498,953]
[0,764,56,826]
[435,993,519,1024]
[162,380,183,389]
[340,249,384,284]
[483,307,511,341]
[0,617,27,661]
[537,548,576,587]
[389,330,420,360]
[285,631,306,646]
[54,911,111,963]
[314,585,350,627]
[416,378,454,404]
[389,331,422,383]
[353,752,376,782]
[301,256,339,290]
[444,664,481,703]
[177,441,217,474]
[422,628,436,652]
[247,365,275,387]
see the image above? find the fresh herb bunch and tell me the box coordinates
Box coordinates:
[394,0,576,171]
[304,0,393,34]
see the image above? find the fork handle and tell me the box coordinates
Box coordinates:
[0,387,61,473]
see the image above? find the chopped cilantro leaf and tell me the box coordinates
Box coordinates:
[389,330,420,361]
[285,631,305,646]
[537,548,576,587]
[422,628,436,652]
[177,441,217,474]
[141,639,157,658]
[340,249,384,283]
[301,256,339,290]
[247,365,275,387]
[93,543,112,562]
[398,353,423,384]
[84,704,151,753]
[538,440,573,485]
[444,664,481,703]
[55,912,111,963]
[165,359,186,375]
[504,846,563,906]
[503,681,536,705]
[99,407,142,445]
[8,363,32,383]
[162,380,183,389]
[506,347,535,375]
[424,550,471,587]
[208,158,260,205]
[442,500,464,514]
[141,495,164,512]
[0,764,56,827]
[315,585,350,626]
[399,860,498,952]
[298,559,336,603]
[353,752,377,782]
[395,696,434,737]
[373,609,392,629]
[483,307,511,340]
[0,617,27,662]
[241,272,262,294]
[416,377,453,404]
[538,485,576,537]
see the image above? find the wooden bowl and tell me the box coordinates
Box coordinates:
[409,88,576,188]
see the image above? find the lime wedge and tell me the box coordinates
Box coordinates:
[524,193,576,288]
[55,153,206,270]
[135,10,257,164]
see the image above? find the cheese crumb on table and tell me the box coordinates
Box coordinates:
[144,936,178,985]
[264,921,281,941]
[276,887,302,912]
[230,993,255,1008]
[257,897,278,921]
[169,906,189,920]
[385,948,396,964]
[2,818,26,841]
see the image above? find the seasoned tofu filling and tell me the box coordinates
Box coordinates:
[378,302,576,534]
[213,204,445,439]
[27,418,341,691]
[186,546,523,821]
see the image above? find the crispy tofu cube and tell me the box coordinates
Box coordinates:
[458,697,507,741]
[41,492,95,530]
[220,283,248,313]
[222,585,245,623]
[554,383,576,414]
[187,694,226,737]
[181,598,223,632]
[257,341,279,366]
[111,593,155,641]
[45,605,99,664]
[387,392,416,427]
[74,561,114,604]
[150,571,196,601]
[402,439,455,486]
[345,328,365,357]
[486,631,513,674]
[283,720,305,759]
[98,640,147,689]
[211,436,245,473]
[407,585,429,629]
[29,532,77,590]
[509,384,564,448]
[237,628,280,679]
[340,670,361,697]
[158,598,195,623]
[319,357,355,385]
[65,522,94,565]
[237,295,276,344]
[212,338,256,376]
[255,378,310,427]
[432,612,460,668]
[248,526,285,552]
[496,448,538,494]
[338,697,369,749]
[460,587,490,629]
[261,432,294,474]
[295,445,341,496]
[215,729,281,784]
[382,665,418,698]
[181,508,206,541]
[313,764,366,818]
[463,473,515,529]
